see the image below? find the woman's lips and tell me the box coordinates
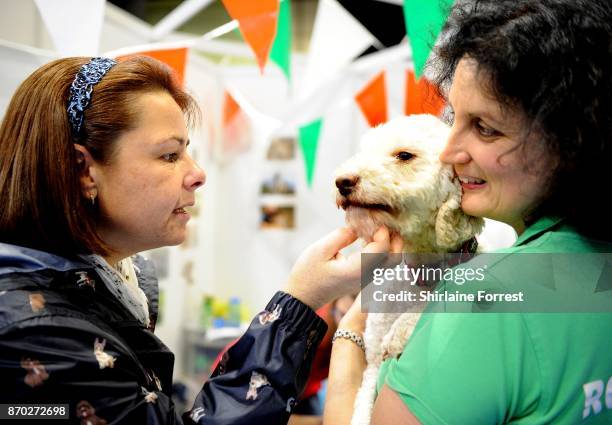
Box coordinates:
[460,181,486,190]
[458,176,486,190]
[173,207,190,220]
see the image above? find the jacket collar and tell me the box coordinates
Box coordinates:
[514,216,565,247]
[0,242,89,276]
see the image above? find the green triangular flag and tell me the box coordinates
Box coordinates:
[403,0,455,79]
[299,118,323,188]
[270,0,292,81]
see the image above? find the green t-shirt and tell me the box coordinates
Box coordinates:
[378,217,612,424]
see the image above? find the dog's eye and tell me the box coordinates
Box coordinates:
[396,151,414,161]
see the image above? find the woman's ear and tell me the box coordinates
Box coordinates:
[74,144,98,201]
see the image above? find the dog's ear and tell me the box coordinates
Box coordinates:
[435,188,484,250]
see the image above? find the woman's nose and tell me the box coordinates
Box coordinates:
[440,127,471,165]
[185,155,206,190]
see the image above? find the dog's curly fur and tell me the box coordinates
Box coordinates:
[334,114,483,425]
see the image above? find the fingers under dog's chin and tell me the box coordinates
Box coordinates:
[390,231,404,250]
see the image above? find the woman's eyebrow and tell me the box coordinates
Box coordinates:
[473,111,504,126]
[157,137,189,147]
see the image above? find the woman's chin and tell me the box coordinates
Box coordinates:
[162,230,188,247]
[459,200,483,219]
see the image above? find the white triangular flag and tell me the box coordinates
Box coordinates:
[301,0,376,98]
[0,41,58,120]
[35,0,106,56]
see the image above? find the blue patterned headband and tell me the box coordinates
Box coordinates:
[66,57,117,137]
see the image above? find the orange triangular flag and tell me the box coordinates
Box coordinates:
[117,47,188,86]
[405,70,445,116]
[221,90,251,155]
[221,0,279,72]
[223,91,241,126]
[355,71,388,127]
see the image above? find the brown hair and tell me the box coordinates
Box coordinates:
[0,56,199,257]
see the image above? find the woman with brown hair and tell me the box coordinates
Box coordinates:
[0,56,394,424]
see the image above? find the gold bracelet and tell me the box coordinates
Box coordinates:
[332,329,365,352]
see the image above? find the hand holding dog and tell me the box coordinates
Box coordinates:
[284,226,396,310]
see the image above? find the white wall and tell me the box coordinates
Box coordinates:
[0,1,53,49]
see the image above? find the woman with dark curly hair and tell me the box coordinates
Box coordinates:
[325,1,612,424]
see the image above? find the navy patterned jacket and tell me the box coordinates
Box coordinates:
[0,242,327,424]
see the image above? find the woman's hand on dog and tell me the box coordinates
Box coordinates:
[284,226,401,310]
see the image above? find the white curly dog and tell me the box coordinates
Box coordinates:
[334,114,483,425]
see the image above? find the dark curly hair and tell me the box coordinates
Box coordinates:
[432,0,612,240]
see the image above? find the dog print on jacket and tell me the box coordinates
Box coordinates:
[20,357,49,388]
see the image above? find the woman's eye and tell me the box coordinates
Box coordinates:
[396,151,414,161]
[162,152,179,163]
[475,120,501,138]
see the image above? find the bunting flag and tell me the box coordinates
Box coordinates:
[302,0,376,97]
[355,71,388,127]
[34,0,106,56]
[269,0,292,81]
[220,0,279,73]
[299,118,323,188]
[0,44,57,118]
[337,0,406,58]
[405,70,445,116]
[221,90,251,155]
[403,0,455,78]
[223,90,241,126]
[116,47,188,86]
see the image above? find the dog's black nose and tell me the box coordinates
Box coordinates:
[335,175,359,196]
